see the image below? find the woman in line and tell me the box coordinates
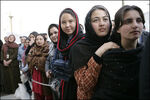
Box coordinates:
[1,34,21,94]
[45,24,59,79]
[92,5,145,100]
[70,5,119,100]
[17,36,27,68]
[25,31,38,56]
[45,23,59,99]
[20,37,32,97]
[27,34,52,100]
[51,8,84,100]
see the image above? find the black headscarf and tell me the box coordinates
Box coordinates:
[57,8,84,57]
[70,5,112,71]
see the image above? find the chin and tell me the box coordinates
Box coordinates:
[98,33,107,37]
[53,40,57,43]
[131,37,139,41]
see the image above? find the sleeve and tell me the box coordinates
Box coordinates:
[9,48,19,61]
[25,45,33,56]
[17,47,21,61]
[45,55,51,72]
[26,48,35,70]
[74,57,102,92]
[1,46,4,61]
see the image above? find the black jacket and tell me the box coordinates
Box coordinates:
[139,34,150,100]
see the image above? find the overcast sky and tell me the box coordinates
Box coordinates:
[1,1,149,43]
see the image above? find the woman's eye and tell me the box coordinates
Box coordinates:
[103,18,108,21]
[54,32,58,34]
[136,18,142,23]
[123,19,132,24]
[69,20,73,23]
[62,21,66,24]
[92,19,98,22]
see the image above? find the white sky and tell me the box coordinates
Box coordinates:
[1,1,149,43]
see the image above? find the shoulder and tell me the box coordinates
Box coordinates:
[70,41,81,54]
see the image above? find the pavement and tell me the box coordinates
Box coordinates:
[0,94,19,100]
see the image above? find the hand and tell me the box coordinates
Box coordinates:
[7,59,12,65]
[3,60,8,66]
[46,70,52,78]
[29,38,34,46]
[95,42,120,57]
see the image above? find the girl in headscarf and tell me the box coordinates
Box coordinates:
[45,23,59,99]
[51,8,84,100]
[70,5,118,100]
[27,34,52,100]
[92,5,145,100]
[1,34,21,94]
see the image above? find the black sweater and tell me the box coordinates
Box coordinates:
[92,44,143,100]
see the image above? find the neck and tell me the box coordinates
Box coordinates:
[121,38,138,50]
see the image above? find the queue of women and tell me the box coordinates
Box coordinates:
[0,4,149,100]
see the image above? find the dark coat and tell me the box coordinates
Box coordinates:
[1,45,21,94]
[92,44,143,100]
[0,40,4,92]
[139,34,150,100]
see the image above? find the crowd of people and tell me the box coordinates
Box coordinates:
[0,4,149,100]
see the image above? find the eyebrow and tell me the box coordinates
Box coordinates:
[124,16,142,20]
[92,15,109,19]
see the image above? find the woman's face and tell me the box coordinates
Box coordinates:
[61,13,76,36]
[20,37,26,44]
[36,35,45,47]
[91,9,110,37]
[29,34,35,41]
[24,39,29,47]
[117,10,143,41]
[49,27,58,43]
[8,35,15,43]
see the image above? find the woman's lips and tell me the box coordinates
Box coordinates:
[99,28,105,32]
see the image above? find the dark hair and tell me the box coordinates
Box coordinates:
[114,5,145,32]
[25,37,30,41]
[110,5,145,45]
[29,31,38,37]
[59,8,76,21]
[48,24,58,37]
[41,33,47,36]
[36,34,47,41]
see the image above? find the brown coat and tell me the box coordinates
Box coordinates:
[27,42,51,95]
[1,44,21,94]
